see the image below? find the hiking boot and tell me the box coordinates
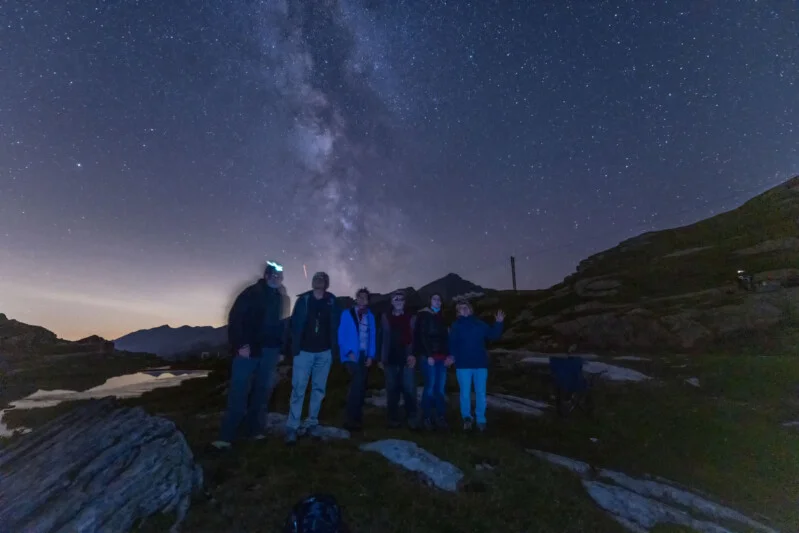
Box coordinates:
[463,418,473,431]
[422,417,435,431]
[285,429,298,446]
[476,423,487,433]
[307,424,324,440]
[435,417,449,430]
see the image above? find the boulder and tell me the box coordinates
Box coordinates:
[360,439,464,491]
[574,277,622,297]
[0,398,202,533]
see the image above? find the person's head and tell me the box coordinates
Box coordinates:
[312,272,330,292]
[355,287,370,308]
[264,260,284,288]
[455,300,473,317]
[390,290,405,313]
[429,293,442,311]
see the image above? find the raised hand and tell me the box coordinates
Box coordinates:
[495,310,505,322]
[237,345,251,358]
[444,356,455,367]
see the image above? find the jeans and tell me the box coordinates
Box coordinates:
[456,368,488,424]
[286,350,332,431]
[218,347,280,442]
[385,364,417,423]
[421,359,447,420]
[344,351,369,424]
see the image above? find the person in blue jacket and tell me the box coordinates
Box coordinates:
[338,287,377,430]
[449,300,505,432]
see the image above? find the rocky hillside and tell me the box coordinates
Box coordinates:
[337,272,491,316]
[477,176,799,352]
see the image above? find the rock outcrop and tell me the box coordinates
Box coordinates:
[0,398,202,533]
[360,439,464,492]
[528,449,778,533]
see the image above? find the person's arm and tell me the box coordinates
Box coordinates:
[368,313,377,359]
[448,322,460,364]
[227,288,250,352]
[337,310,352,361]
[407,315,417,360]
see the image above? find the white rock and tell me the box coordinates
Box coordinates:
[518,356,652,382]
[528,449,778,533]
[781,421,799,428]
[360,439,464,492]
[685,377,700,387]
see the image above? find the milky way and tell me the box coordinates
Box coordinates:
[0,0,796,338]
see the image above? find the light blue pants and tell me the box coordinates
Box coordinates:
[287,350,332,430]
[456,368,488,424]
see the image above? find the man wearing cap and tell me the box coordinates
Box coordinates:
[285,271,339,444]
[212,260,291,450]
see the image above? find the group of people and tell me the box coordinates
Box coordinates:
[211,260,504,450]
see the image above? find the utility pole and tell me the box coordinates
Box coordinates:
[510,256,517,292]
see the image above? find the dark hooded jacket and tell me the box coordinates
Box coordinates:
[289,290,339,357]
[413,307,449,359]
[227,279,291,356]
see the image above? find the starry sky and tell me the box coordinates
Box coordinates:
[1,1,797,340]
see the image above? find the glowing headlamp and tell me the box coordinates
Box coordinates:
[267,261,284,272]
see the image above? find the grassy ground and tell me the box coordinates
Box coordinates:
[3,330,799,532]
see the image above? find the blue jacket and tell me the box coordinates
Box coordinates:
[449,316,503,369]
[337,307,377,363]
[289,291,339,357]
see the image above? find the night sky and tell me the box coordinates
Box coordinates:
[1,1,796,340]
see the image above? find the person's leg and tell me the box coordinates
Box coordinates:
[243,347,281,438]
[474,368,488,428]
[286,352,313,440]
[456,369,473,425]
[216,356,257,445]
[420,359,435,427]
[306,349,333,430]
[344,359,362,427]
[385,365,401,426]
[434,361,448,427]
[401,365,418,426]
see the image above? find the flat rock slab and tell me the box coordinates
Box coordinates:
[0,397,202,533]
[528,449,777,533]
[781,421,799,428]
[685,377,700,387]
[520,357,651,382]
[360,439,464,492]
[265,412,350,441]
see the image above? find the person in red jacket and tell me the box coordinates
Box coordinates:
[380,290,418,429]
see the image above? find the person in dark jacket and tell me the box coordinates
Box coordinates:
[380,289,418,429]
[449,300,504,432]
[212,260,291,449]
[414,293,452,430]
[285,271,339,445]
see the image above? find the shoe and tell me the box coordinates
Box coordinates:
[463,418,473,431]
[435,417,449,430]
[284,429,298,446]
[422,417,434,431]
[476,423,487,433]
[210,440,231,450]
[307,424,323,440]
